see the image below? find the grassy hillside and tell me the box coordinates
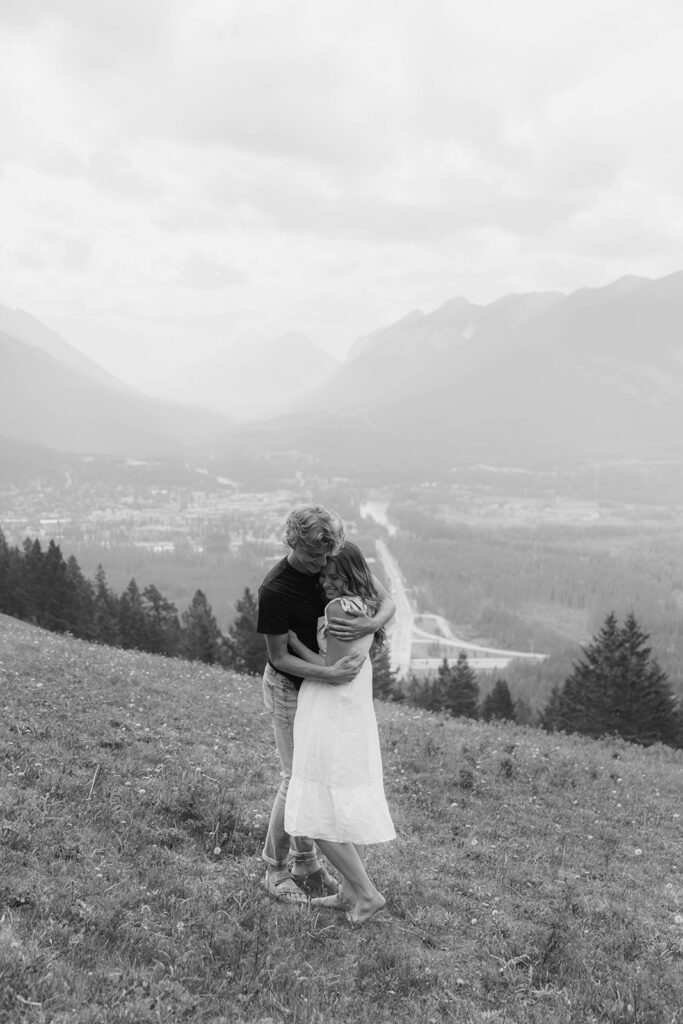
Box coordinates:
[1,614,682,1024]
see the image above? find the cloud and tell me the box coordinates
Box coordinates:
[2,0,683,388]
[175,251,247,291]
[62,235,94,272]
[86,149,164,202]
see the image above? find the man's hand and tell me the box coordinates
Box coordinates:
[326,612,375,642]
[326,650,364,684]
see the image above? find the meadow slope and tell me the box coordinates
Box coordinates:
[1,613,682,1024]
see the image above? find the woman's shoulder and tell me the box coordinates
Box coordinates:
[325,595,366,618]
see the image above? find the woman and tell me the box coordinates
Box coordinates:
[284,541,396,924]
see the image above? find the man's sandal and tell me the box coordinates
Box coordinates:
[262,869,309,903]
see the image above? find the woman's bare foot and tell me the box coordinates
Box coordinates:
[310,883,352,910]
[347,893,386,925]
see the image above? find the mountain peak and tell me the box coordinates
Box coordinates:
[0,301,136,393]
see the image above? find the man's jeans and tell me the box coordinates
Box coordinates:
[261,664,318,871]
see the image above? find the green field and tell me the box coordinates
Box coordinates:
[1,614,682,1023]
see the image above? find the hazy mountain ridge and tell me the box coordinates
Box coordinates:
[0,301,134,394]
[3,270,683,467]
[237,270,683,468]
[0,330,230,457]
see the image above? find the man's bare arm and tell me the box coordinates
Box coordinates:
[287,630,325,666]
[265,633,362,684]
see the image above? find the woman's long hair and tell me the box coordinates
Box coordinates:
[327,541,385,646]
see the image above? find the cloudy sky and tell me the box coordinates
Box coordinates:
[2,0,683,394]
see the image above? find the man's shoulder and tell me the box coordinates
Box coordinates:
[259,556,290,593]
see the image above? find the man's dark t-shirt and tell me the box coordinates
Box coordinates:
[257,556,327,687]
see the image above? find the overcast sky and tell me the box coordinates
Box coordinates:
[2,0,683,393]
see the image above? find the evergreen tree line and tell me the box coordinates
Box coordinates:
[400,652,519,724]
[0,531,261,671]
[0,531,436,698]
[393,613,682,749]
[2,531,681,748]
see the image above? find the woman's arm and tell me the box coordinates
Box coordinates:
[326,576,396,642]
[287,629,325,666]
[265,633,361,683]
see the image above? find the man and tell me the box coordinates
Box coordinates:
[257,503,396,902]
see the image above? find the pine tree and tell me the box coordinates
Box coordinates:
[93,565,120,646]
[0,529,15,615]
[482,678,516,722]
[64,556,96,640]
[540,685,564,732]
[181,589,223,664]
[18,538,43,622]
[616,613,678,746]
[141,584,181,657]
[543,612,679,747]
[370,642,398,701]
[118,578,148,651]
[40,540,71,632]
[405,671,444,712]
[430,656,454,713]
[222,587,266,675]
[513,696,535,726]
[442,651,479,719]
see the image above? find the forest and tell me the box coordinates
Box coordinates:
[68,538,274,634]
[0,530,254,671]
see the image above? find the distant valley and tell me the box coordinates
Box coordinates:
[2,446,683,716]
[4,273,683,714]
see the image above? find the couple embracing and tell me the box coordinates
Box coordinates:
[256,503,396,925]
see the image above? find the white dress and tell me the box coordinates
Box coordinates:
[285,596,396,845]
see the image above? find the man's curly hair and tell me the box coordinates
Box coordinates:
[283,504,345,555]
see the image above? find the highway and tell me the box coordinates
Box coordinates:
[412,620,545,660]
[374,538,546,679]
[374,538,414,676]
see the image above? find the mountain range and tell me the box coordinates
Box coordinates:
[225,270,683,471]
[2,271,683,472]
